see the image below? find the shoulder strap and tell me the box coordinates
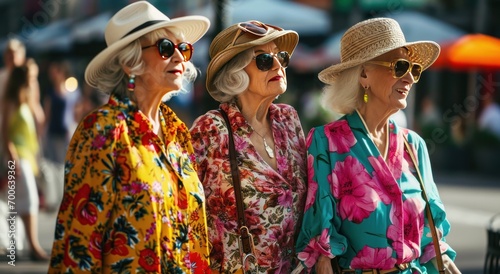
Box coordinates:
[403,135,445,274]
[218,108,255,256]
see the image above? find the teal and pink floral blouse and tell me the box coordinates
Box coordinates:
[190,102,307,273]
[48,94,211,273]
[295,111,456,273]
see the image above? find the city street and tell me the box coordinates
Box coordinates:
[0,171,498,273]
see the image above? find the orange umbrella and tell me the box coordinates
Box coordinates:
[433,34,500,70]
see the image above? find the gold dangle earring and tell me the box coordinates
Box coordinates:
[363,86,369,103]
[127,74,136,92]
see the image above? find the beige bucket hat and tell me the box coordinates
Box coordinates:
[318,17,440,84]
[85,1,210,88]
[205,20,299,99]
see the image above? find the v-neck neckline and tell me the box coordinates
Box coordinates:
[356,110,389,160]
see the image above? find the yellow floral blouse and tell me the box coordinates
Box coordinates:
[48,94,211,274]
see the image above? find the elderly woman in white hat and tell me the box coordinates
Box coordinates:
[189,21,307,273]
[48,2,211,273]
[294,18,461,274]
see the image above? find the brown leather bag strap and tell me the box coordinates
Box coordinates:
[403,135,446,274]
[219,109,254,256]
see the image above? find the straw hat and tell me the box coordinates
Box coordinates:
[205,21,299,98]
[318,17,440,84]
[85,1,210,88]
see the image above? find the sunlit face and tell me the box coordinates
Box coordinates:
[137,33,186,95]
[243,41,287,98]
[363,47,416,111]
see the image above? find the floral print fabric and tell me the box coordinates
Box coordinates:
[48,94,210,274]
[295,111,456,273]
[190,102,307,273]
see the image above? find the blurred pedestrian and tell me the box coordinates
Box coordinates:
[47,1,211,273]
[73,82,108,125]
[42,60,80,164]
[391,109,408,127]
[295,18,461,274]
[190,20,307,273]
[0,38,26,97]
[0,38,27,256]
[25,58,45,140]
[1,64,49,261]
[478,91,500,139]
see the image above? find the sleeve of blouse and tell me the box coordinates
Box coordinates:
[190,112,222,183]
[48,112,119,273]
[295,127,348,270]
[290,107,306,148]
[190,112,229,270]
[190,115,210,182]
[409,132,457,267]
[289,106,307,180]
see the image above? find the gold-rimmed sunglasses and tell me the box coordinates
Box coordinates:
[366,59,423,83]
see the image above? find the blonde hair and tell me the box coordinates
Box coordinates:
[95,27,198,100]
[322,65,364,115]
[212,49,253,103]
[4,38,26,67]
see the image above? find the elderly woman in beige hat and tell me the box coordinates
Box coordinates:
[189,20,307,273]
[48,2,211,273]
[294,18,461,274]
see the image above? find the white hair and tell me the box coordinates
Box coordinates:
[322,65,364,115]
[211,49,253,102]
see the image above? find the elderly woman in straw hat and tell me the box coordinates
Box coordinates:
[48,2,211,273]
[294,18,461,274]
[189,20,307,273]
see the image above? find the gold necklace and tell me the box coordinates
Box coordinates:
[252,129,274,158]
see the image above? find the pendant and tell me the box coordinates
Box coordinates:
[263,138,275,158]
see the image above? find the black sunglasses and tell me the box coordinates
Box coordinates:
[253,51,290,71]
[142,38,193,61]
[367,59,423,82]
[231,20,283,46]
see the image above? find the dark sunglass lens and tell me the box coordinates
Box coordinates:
[158,39,175,58]
[178,42,193,61]
[241,22,267,35]
[255,53,274,71]
[411,64,423,81]
[394,60,410,77]
[276,51,290,68]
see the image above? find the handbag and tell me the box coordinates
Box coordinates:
[403,136,446,274]
[219,109,258,274]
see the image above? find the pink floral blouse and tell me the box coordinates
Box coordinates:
[190,102,307,273]
[295,111,456,273]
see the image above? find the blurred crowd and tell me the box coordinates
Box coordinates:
[0,38,107,260]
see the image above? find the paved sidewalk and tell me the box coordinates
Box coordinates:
[0,209,56,273]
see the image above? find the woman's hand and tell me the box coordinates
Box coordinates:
[315,255,333,274]
[432,254,462,274]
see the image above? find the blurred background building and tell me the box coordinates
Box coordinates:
[1,0,500,175]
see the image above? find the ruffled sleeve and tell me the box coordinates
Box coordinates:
[295,126,348,271]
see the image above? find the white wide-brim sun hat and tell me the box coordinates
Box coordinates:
[318,17,440,84]
[85,1,210,88]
